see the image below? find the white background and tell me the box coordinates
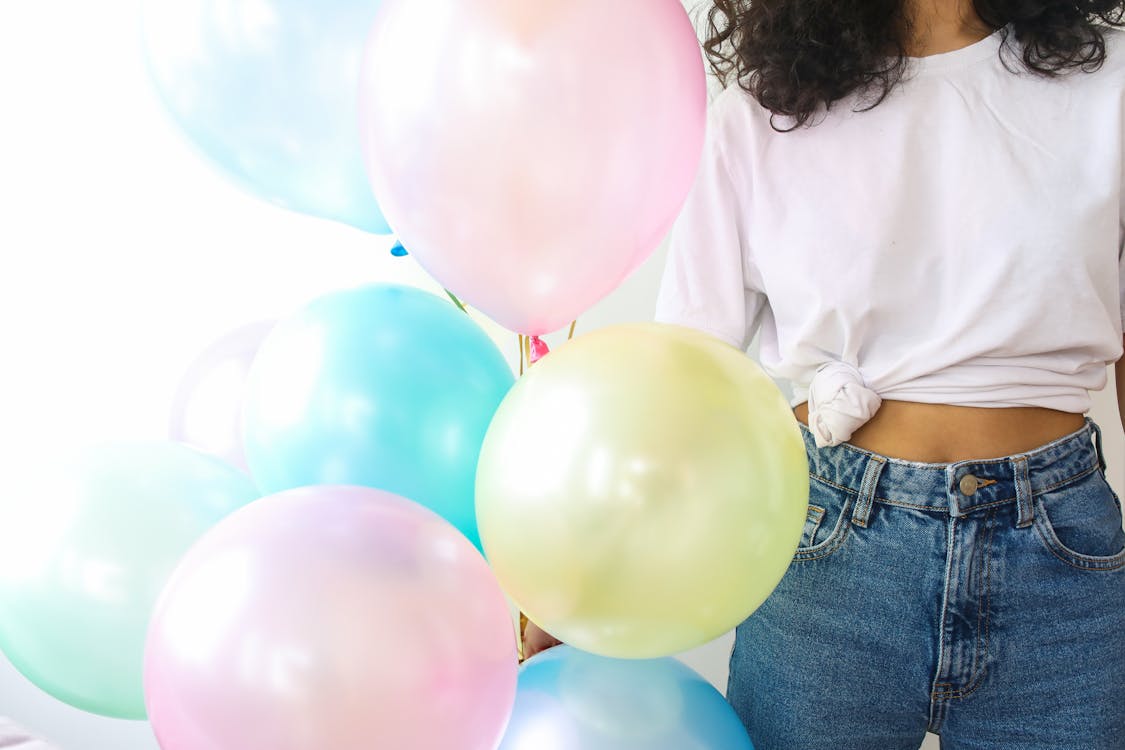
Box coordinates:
[1,2,1121,749]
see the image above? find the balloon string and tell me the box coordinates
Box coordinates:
[514,322,575,663]
[444,289,468,314]
[519,321,577,375]
[396,232,569,663]
[388,238,468,315]
[516,330,531,660]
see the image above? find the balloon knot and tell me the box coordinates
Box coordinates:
[390,241,408,257]
[527,336,550,365]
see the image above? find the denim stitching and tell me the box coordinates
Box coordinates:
[793,495,853,561]
[978,511,996,689]
[933,671,989,701]
[1091,418,1107,472]
[802,505,825,547]
[1013,455,1034,529]
[852,455,886,528]
[929,516,958,718]
[793,523,850,560]
[1036,462,1101,494]
[818,461,1100,516]
[932,510,996,700]
[1034,534,1125,571]
[968,511,994,686]
[945,496,1014,515]
[810,474,859,496]
[873,496,942,511]
[1031,506,1125,571]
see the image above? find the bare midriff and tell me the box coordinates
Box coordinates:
[792,400,1087,462]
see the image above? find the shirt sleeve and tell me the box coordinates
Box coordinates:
[1119,241,1125,329]
[1118,207,1125,327]
[653,101,767,351]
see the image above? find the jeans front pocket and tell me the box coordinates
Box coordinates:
[793,475,854,562]
[1032,467,1125,572]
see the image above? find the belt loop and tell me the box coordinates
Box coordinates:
[1089,417,1107,473]
[1012,455,1033,528]
[851,454,885,528]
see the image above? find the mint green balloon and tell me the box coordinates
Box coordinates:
[0,442,259,719]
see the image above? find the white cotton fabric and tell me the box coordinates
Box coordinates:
[655,24,1125,447]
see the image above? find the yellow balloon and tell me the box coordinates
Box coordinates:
[476,322,809,659]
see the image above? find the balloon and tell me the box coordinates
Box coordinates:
[500,646,754,749]
[170,319,275,471]
[358,0,706,335]
[477,323,809,658]
[0,442,259,719]
[140,0,390,234]
[144,486,518,750]
[242,284,514,549]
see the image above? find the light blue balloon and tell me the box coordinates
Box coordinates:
[140,0,391,234]
[242,284,514,549]
[501,646,755,750]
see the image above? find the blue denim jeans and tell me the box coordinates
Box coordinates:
[728,417,1125,749]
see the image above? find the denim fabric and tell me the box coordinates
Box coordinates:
[728,417,1125,749]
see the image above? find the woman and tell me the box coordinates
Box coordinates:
[527,0,1125,747]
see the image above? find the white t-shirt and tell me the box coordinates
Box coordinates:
[654,24,1125,448]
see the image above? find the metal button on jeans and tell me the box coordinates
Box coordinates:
[959,474,980,496]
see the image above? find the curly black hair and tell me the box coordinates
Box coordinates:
[703,0,1125,131]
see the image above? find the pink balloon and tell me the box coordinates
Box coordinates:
[358,0,706,335]
[144,486,517,750]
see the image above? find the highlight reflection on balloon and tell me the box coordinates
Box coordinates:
[0,442,259,719]
[500,646,754,750]
[477,323,810,658]
[144,486,518,750]
[141,0,391,233]
[358,0,707,334]
[241,284,514,549]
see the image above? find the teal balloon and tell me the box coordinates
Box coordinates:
[242,284,515,549]
[140,0,391,234]
[500,646,755,749]
[0,442,259,719]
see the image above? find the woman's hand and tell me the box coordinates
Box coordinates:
[521,619,563,661]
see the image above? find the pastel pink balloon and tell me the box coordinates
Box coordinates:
[143,486,517,750]
[358,0,706,335]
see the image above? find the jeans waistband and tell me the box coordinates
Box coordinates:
[798,416,1104,522]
